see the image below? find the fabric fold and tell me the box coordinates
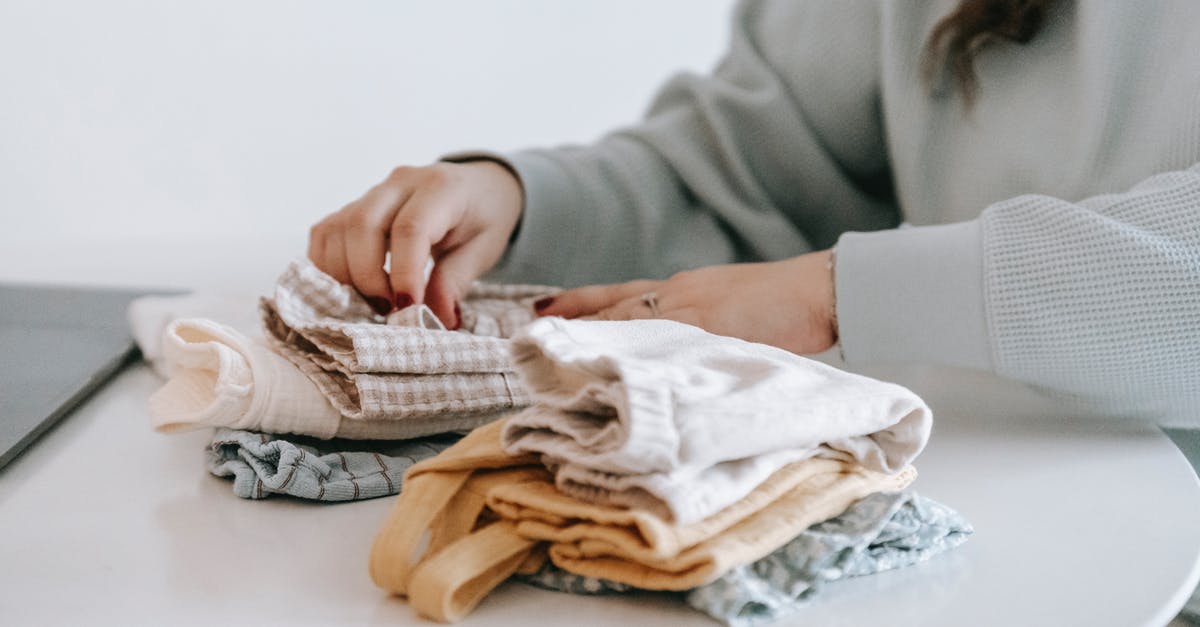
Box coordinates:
[370,418,914,624]
[127,291,262,378]
[502,317,932,523]
[206,428,461,501]
[148,317,343,437]
[521,489,973,627]
[490,459,914,590]
[147,317,505,439]
[259,258,558,422]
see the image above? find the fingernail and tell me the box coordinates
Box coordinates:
[366,296,392,316]
[451,303,462,331]
[395,293,413,309]
[534,296,555,312]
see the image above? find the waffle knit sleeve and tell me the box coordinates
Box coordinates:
[446,0,896,288]
[835,163,1200,423]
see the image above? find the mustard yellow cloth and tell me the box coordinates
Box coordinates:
[369,419,915,622]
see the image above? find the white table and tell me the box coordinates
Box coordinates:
[11,0,1192,622]
[1,351,1198,626]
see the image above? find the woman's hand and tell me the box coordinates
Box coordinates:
[307,160,523,328]
[534,251,838,355]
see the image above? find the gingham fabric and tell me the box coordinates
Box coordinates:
[261,258,558,422]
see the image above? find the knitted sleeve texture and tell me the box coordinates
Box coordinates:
[981,164,1200,422]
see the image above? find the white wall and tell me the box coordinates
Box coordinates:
[0,0,733,290]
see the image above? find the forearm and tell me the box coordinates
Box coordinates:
[477,139,743,287]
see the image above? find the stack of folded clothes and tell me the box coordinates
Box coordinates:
[368,316,972,624]
[142,258,555,441]
[134,259,972,624]
[521,488,971,626]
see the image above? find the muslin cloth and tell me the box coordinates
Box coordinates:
[127,291,261,377]
[502,317,932,524]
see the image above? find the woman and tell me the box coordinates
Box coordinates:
[307,0,1200,424]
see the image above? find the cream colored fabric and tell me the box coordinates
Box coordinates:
[489,459,913,590]
[503,317,930,524]
[127,291,262,378]
[148,317,505,439]
[369,419,914,622]
[149,317,340,437]
[260,258,557,421]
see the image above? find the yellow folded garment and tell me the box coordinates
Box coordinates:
[369,419,915,622]
[490,459,914,590]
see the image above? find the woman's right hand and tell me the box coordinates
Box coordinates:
[307,160,524,328]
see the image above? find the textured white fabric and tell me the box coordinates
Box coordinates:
[127,292,262,378]
[147,318,343,438]
[501,317,931,524]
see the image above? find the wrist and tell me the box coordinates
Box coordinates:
[825,247,839,345]
[455,159,524,242]
[785,250,838,354]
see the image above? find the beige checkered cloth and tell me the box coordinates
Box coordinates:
[261,259,558,427]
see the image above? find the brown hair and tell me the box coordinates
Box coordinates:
[923,0,1056,103]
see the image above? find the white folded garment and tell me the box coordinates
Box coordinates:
[501,317,932,524]
[147,317,501,439]
[130,286,520,440]
[148,317,342,437]
[127,292,262,378]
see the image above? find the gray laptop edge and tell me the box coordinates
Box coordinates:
[0,283,180,469]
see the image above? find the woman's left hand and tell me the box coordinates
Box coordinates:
[534,250,838,355]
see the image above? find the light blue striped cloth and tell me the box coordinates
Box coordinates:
[206,428,460,501]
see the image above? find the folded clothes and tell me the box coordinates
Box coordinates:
[207,428,461,501]
[522,490,973,627]
[502,317,932,524]
[490,458,914,591]
[368,419,913,622]
[128,291,263,378]
[260,258,557,421]
[148,317,341,437]
[148,317,505,439]
[143,258,555,439]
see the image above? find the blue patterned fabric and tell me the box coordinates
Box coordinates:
[206,428,460,501]
[519,490,972,626]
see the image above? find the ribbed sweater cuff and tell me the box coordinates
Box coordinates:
[441,149,598,287]
[834,221,993,371]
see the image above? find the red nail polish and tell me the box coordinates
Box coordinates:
[366,296,392,316]
[451,303,462,331]
[534,296,555,312]
[395,293,413,309]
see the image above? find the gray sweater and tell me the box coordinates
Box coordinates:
[467,0,1200,425]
